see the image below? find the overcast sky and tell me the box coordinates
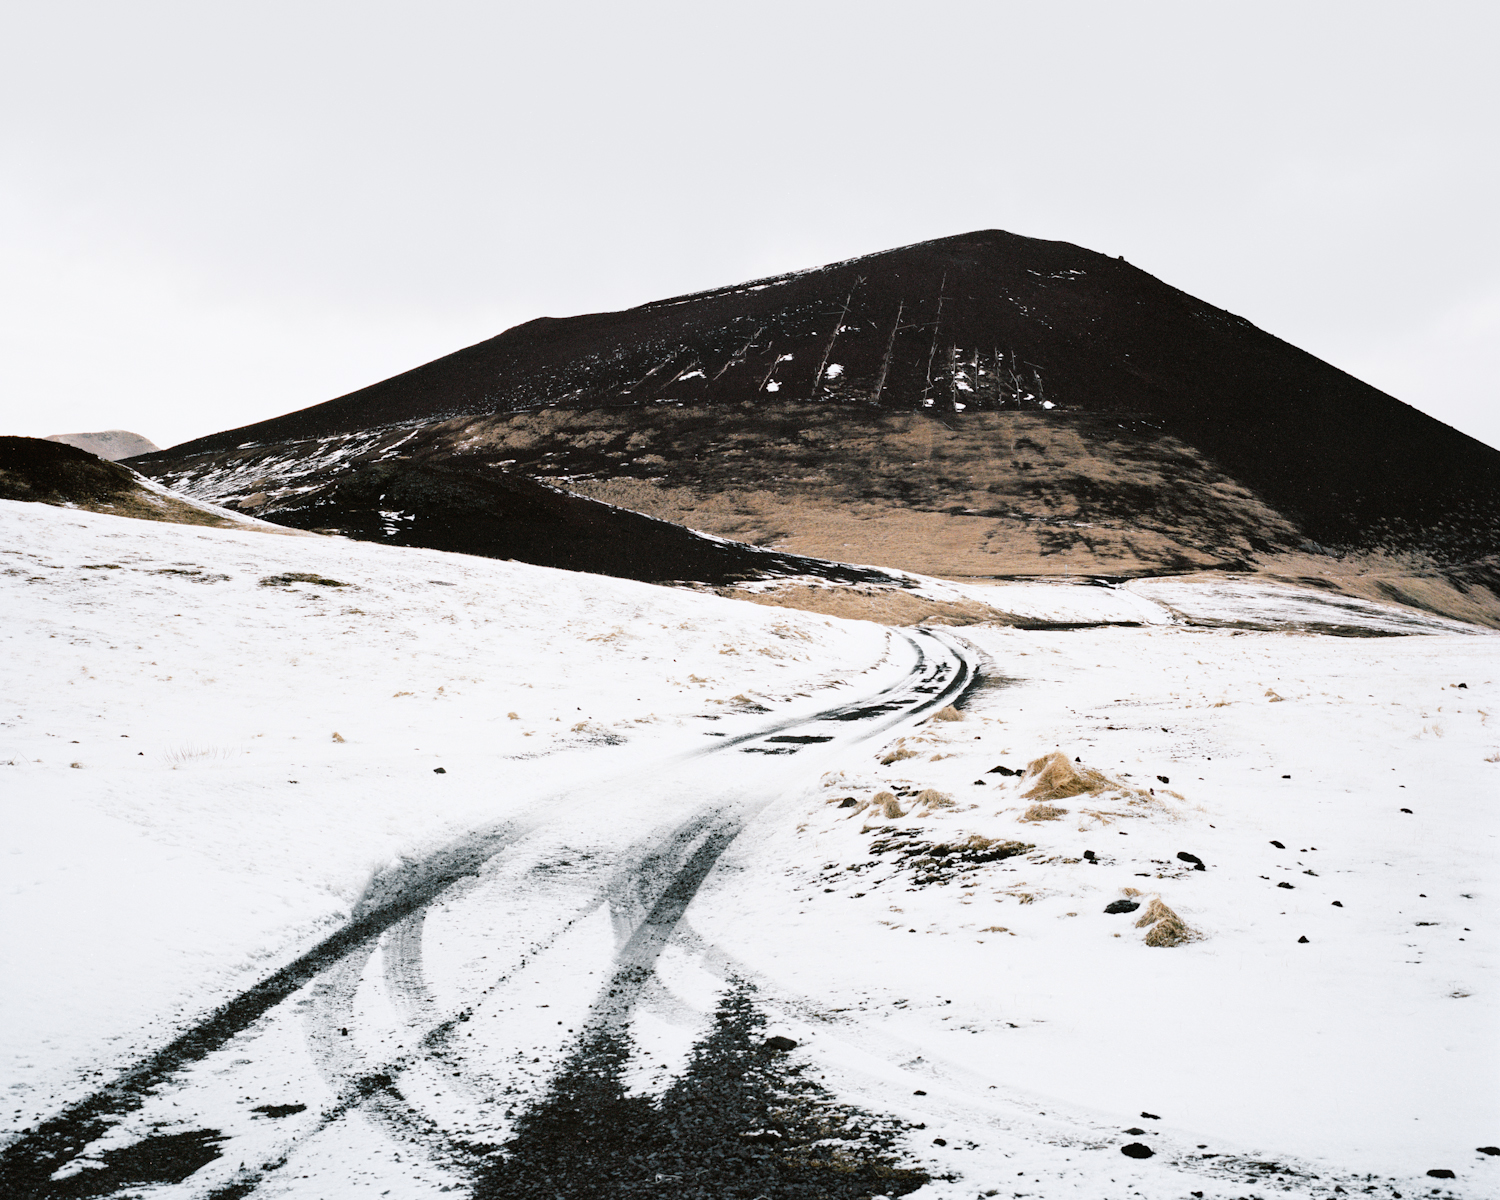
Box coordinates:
[2,1,1496,451]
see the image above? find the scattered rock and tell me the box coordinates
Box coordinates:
[1270,840,1285,848]
[932,1137,947,1146]
[258,572,349,588]
[1156,775,1169,784]
[1176,851,1206,870]
[763,1035,797,1052]
[913,1089,927,1096]
[433,767,447,774]
[1124,1127,1146,1135]
[1298,936,1309,943]
[972,779,987,786]
[1140,1111,1160,1119]
[251,1103,307,1118]
[1332,900,1343,907]
[987,764,1021,776]
[1400,807,1413,813]
[1426,1169,1455,1179]
[1278,881,1294,889]
[1120,1143,1154,1159]
[1104,900,1140,915]
[1083,850,1097,861]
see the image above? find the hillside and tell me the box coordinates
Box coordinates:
[130,230,1500,621]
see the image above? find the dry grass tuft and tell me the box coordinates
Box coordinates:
[915,788,955,810]
[1021,802,1067,822]
[871,791,905,819]
[880,742,918,765]
[1135,897,1196,947]
[931,704,964,722]
[1023,751,1115,801]
[331,731,345,743]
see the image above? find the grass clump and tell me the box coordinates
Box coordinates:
[1135,897,1196,947]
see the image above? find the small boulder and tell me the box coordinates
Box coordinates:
[1156,775,1169,784]
[433,767,447,774]
[764,1035,797,1052]
[1176,851,1206,870]
[1123,1127,1146,1135]
[1270,840,1285,849]
[1104,900,1140,915]
[1298,936,1309,943]
[1120,1143,1154,1159]
[1426,1169,1456,1179]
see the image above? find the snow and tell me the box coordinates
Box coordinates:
[3,496,1497,1197]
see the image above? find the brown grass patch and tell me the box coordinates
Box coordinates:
[871,791,904,819]
[915,788,954,809]
[1023,751,1115,801]
[1135,897,1196,947]
[1021,802,1067,822]
[930,704,964,722]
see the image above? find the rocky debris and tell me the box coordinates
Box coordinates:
[1278,881,1295,889]
[858,831,1033,887]
[258,572,349,588]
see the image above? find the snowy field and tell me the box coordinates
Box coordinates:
[2,498,1497,1198]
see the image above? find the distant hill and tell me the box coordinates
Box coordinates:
[45,430,159,461]
[130,230,1500,623]
[1,437,297,534]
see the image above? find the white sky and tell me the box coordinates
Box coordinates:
[1,1,1496,451]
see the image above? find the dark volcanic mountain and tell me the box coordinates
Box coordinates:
[132,230,1500,621]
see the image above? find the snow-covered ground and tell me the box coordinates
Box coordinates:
[3,498,1497,1198]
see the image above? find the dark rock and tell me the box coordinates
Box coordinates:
[763,1035,797,1052]
[1298,936,1309,943]
[1426,1169,1455,1179]
[1120,1143,1154,1159]
[1124,1127,1147,1135]
[913,1089,927,1095]
[1104,900,1140,914]
[1457,683,1468,688]
[988,765,1021,776]
[1332,900,1343,907]
[1157,775,1170,784]
[1401,807,1413,813]
[972,779,987,786]
[932,1137,947,1146]
[1176,852,1205,870]
[1270,840,1285,849]
[251,1103,307,1118]
[837,797,858,808]
[1478,1146,1500,1155]
[1278,881,1294,889]
[433,767,447,774]
[1140,1111,1160,1119]
[1083,850,1096,861]
[1282,774,1291,779]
